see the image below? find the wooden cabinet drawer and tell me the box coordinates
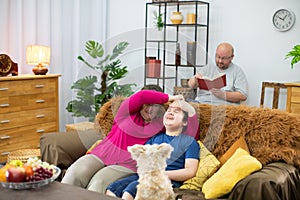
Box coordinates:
[290,103,300,113]
[291,87,300,103]
[0,92,57,114]
[0,122,57,162]
[0,107,57,131]
[0,78,57,96]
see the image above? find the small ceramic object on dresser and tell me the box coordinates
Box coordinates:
[170,12,183,24]
[187,13,196,24]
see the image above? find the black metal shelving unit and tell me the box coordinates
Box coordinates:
[144,0,209,92]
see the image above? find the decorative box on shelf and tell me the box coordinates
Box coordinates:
[174,87,196,100]
[146,59,161,78]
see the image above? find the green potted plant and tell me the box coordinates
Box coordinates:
[286,44,300,69]
[153,10,164,31]
[66,40,136,121]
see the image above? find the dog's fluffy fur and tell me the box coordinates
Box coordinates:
[128,143,175,200]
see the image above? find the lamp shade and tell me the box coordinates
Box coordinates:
[26,45,50,66]
[26,45,50,75]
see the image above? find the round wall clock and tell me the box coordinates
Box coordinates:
[272,8,296,32]
[0,54,18,76]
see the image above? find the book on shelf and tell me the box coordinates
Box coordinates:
[197,73,226,90]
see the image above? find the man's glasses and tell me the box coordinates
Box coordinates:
[215,55,233,61]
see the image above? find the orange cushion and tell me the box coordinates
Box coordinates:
[219,136,249,165]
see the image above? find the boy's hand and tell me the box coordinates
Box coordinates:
[176,100,196,117]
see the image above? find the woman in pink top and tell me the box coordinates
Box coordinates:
[61,86,198,193]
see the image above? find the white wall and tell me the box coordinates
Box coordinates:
[1,0,298,130]
[107,0,300,109]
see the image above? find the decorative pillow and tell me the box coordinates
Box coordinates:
[202,148,262,199]
[219,136,249,165]
[86,140,102,154]
[180,141,220,191]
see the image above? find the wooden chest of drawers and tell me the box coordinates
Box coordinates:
[0,74,60,162]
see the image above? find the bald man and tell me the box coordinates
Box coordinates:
[188,42,248,105]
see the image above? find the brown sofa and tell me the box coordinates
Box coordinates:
[40,97,300,200]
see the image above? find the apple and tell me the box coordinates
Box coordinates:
[6,167,26,182]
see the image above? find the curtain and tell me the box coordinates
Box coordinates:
[0,0,107,130]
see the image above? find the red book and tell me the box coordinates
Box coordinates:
[197,74,226,90]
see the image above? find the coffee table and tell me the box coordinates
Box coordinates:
[0,181,120,200]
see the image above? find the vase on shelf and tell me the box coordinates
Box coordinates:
[170,12,183,24]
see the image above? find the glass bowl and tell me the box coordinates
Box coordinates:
[0,165,61,190]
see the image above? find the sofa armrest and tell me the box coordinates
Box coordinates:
[40,129,101,171]
[229,162,300,200]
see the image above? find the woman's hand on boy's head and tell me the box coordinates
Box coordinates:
[168,94,184,102]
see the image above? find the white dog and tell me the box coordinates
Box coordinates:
[128,143,175,200]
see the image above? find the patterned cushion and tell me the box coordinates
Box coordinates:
[180,141,220,191]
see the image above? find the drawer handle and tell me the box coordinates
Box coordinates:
[1,152,10,156]
[36,100,45,103]
[0,88,8,91]
[0,135,10,140]
[0,103,9,107]
[0,119,10,124]
[36,129,45,133]
[36,114,45,118]
[35,84,45,88]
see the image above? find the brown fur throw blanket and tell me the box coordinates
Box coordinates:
[95,97,300,169]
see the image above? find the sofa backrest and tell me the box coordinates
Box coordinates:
[95,97,300,169]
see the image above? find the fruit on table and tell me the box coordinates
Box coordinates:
[24,165,34,177]
[0,164,10,182]
[6,167,26,182]
[1,157,56,183]
[9,160,23,167]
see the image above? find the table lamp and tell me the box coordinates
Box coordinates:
[26,45,50,75]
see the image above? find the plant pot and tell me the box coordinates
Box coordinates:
[170,12,183,24]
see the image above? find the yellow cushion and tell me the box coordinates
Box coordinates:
[86,140,102,154]
[180,141,220,191]
[202,148,262,199]
[219,136,250,165]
